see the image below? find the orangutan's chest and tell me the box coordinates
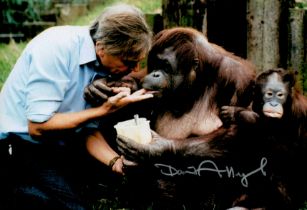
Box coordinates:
[155,98,222,139]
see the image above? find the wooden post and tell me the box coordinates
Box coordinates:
[305,11,307,93]
[288,8,306,91]
[247,0,282,72]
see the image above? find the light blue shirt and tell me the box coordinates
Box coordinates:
[0,26,106,143]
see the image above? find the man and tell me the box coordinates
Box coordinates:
[0,3,152,209]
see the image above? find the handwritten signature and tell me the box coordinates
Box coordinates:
[154,157,267,187]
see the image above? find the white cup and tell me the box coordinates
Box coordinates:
[114,115,152,144]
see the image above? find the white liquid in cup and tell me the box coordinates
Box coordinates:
[114,116,152,144]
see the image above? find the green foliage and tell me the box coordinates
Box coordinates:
[299,201,307,210]
[296,0,307,9]
[71,0,161,26]
[0,40,26,89]
[71,0,116,26]
[116,0,162,13]
[1,0,43,25]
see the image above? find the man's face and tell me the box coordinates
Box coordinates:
[96,47,142,79]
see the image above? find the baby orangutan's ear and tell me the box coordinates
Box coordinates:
[283,70,297,89]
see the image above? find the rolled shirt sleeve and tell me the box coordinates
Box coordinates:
[25,42,71,123]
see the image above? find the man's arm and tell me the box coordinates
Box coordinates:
[86,130,124,174]
[29,88,153,139]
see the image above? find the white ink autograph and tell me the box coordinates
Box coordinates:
[154,157,267,187]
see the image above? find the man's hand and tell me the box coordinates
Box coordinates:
[84,78,113,106]
[84,76,140,107]
[100,88,154,114]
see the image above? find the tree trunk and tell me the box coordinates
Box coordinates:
[288,8,306,91]
[247,0,283,72]
[305,11,307,93]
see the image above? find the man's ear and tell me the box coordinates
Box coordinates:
[95,41,104,52]
[95,42,104,57]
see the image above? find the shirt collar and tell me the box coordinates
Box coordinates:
[79,26,97,65]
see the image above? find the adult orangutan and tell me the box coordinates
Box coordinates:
[116,27,256,160]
